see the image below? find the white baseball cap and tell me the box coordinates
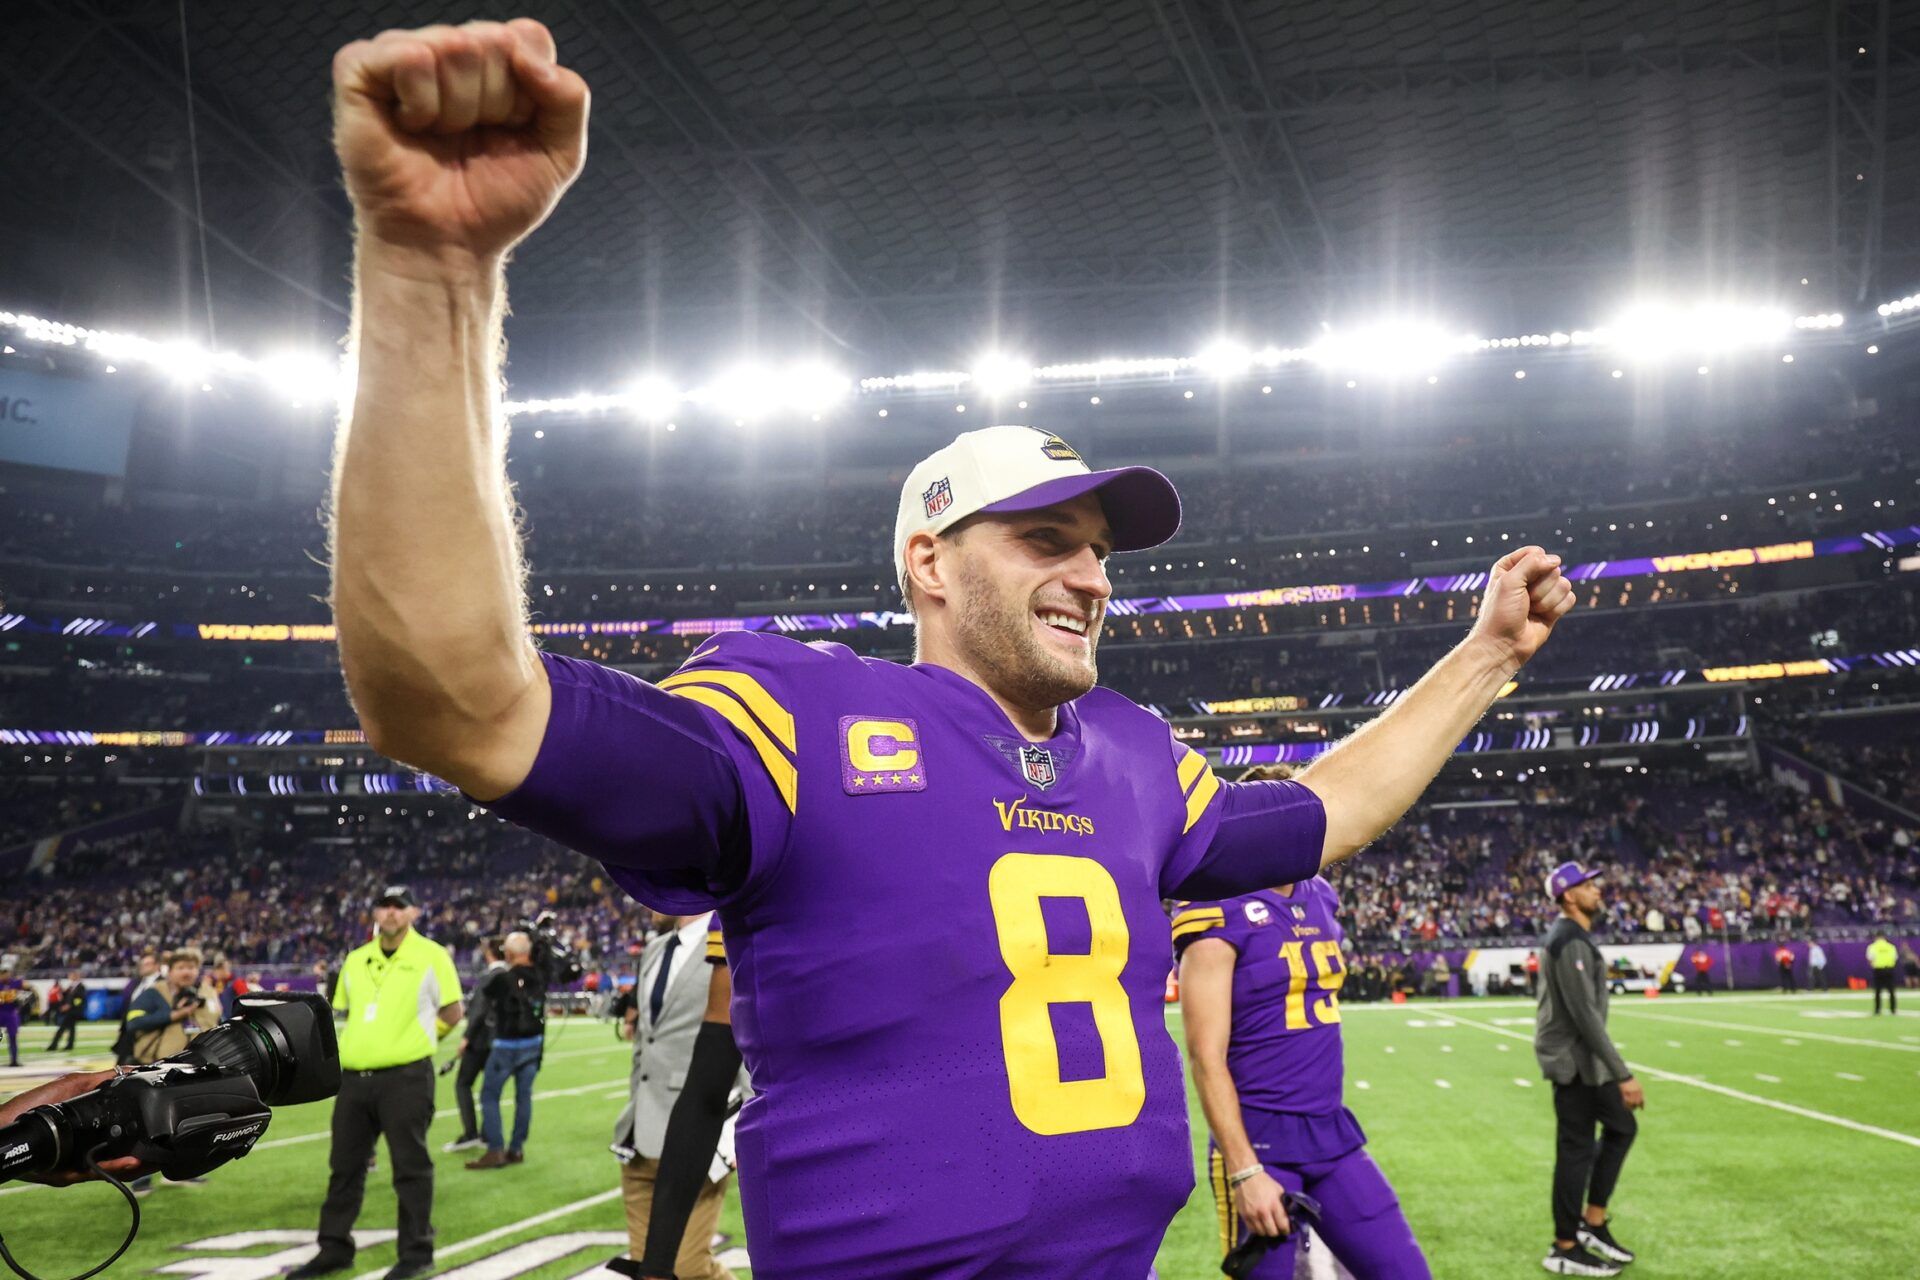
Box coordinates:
[893,425,1182,592]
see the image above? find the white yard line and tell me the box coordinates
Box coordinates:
[347,1188,624,1280]
[1438,1011,1920,1150]
[1610,1009,1920,1053]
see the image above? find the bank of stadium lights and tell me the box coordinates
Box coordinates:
[0,296,1875,422]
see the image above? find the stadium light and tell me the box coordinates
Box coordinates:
[1599,303,1792,360]
[968,352,1033,397]
[627,374,680,422]
[1308,323,1476,375]
[1193,339,1254,378]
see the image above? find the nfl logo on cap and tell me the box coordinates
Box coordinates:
[1019,744,1057,791]
[922,477,953,519]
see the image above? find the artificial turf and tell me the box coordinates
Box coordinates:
[2,992,1914,1278]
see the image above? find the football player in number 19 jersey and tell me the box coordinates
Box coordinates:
[1178,766,1431,1279]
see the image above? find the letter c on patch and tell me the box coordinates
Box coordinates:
[847,719,918,772]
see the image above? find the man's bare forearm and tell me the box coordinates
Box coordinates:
[329,243,543,782]
[1191,1056,1259,1172]
[1298,635,1517,865]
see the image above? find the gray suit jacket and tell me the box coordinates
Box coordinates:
[614,918,745,1159]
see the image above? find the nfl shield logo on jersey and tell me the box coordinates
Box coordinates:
[1019,744,1057,790]
[922,476,953,518]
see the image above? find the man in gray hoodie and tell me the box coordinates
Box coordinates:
[1534,863,1644,1277]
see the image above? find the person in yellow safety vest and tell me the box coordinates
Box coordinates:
[1867,935,1899,1016]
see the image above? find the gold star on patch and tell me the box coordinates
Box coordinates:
[852,776,865,787]
[908,773,922,784]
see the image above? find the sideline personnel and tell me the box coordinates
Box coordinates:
[616,913,743,1280]
[1868,933,1899,1014]
[467,930,546,1168]
[290,886,463,1280]
[1534,864,1642,1277]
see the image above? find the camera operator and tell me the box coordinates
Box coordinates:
[0,1069,149,1186]
[465,931,546,1170]
[123,949,220,1065]
[291,886,463,1280]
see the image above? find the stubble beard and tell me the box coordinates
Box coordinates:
[953,559,1098,714]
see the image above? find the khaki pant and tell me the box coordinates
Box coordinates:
[619,1157,736,1280]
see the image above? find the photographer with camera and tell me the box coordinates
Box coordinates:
[290,886,463,1280]
[0,991,341,1280]
[465,931,546,1171]
[124,949,221,1066]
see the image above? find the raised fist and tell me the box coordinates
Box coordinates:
[1471,545,1575,669]
[332,19,589,264]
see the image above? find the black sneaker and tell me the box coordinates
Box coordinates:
[1577,1221,1635,1264]
[285,1256,353,1279]
[1542,1243,1623,1276]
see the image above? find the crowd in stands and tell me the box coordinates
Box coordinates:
[1327,769,1919,948]
[4,815,653,976]
[5,762,1914,979]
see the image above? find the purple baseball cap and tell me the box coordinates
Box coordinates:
[1544,861,1602,900]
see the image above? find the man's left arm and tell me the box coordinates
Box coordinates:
[1297,546,1572,865]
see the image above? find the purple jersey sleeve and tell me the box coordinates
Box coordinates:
[475,635,795,912]
[1158,738,1327,900]
[1170,900,1236,958]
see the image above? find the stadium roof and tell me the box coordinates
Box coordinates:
[4,0,1919,383]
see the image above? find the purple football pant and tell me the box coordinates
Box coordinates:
[1210,1144,1430,1280]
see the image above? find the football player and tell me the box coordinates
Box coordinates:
[329,20,1577,1276]
[1177,764,1430,1279]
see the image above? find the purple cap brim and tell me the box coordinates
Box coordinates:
[977,466,1182,552]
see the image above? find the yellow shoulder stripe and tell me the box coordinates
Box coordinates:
[659,669,796,753]
[705,930,726,960]
[664,684,798,813]
[1175,747,1208,794]
[1171,917,1224,940]
[1181,765,1221,835]
[1171,907,1225,928]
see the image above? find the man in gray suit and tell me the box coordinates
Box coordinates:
[612,911,741,1280]
[1534,863,1644,1278]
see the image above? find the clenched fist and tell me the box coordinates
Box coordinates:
[1471,545,1576,669]
[332,19,589,264]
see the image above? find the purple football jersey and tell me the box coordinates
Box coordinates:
[1173,879,1348,1115]
[483,632,1326,1278]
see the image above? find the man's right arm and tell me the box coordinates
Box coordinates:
[327,20,587,799]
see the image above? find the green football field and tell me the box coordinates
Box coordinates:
[3,993,1916,1279]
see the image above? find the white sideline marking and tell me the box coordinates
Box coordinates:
[1495,1044,1509,1052]
[347,1189,623,1280]
[1382,1046,1395,1054]
[1513,1078,1533,1088]
[1755,1074,1780,1083]
[1666,1040,1684,1048]
[1836,1072,1865,1081]
[1440,1045,1452,1053]
[1354,1080,1370,1090]
[1724,1039,1742,1046]
[1440,1012,1920,1150]
[1612,1009,1920,1053]
[1434,1079,1452,1089]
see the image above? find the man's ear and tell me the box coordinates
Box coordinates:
[903,529,948,609]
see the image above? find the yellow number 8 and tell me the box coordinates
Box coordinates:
[987,852,1146,1136]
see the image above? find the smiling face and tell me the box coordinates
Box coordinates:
[910,492,1114,717]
